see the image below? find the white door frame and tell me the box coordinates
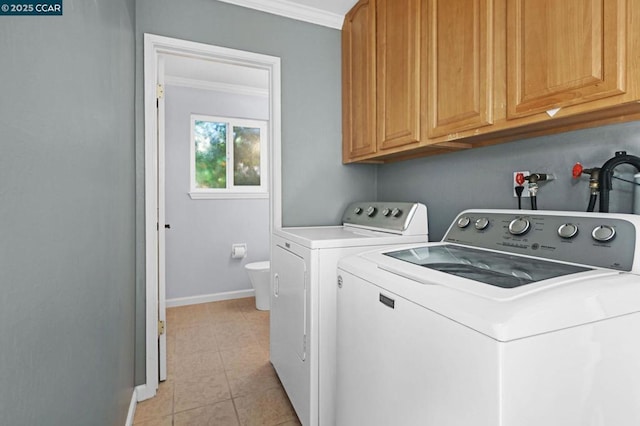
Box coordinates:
[139,33,282,400]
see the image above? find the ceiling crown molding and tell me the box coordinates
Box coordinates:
[216,0,344,29]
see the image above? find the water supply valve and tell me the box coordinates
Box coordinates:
[527,173,555,184]
[572,162,600,194]
[524,173,555,210]
[526,173,554,195]
[513,171,528,209]
[513,171,530,198]
[572,162,601,212]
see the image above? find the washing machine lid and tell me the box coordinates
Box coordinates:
[384,244,590,288]
[343,243,640,342]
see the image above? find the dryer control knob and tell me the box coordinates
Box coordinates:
[354,207,363,215]
[475,217,490,230]
[508,218,531,235]
[457,216,471,228]
[391,208,402,217]
[558,223,579,239]
[592,225,616,242]
[366,206,377,217]
[382,208,391,216]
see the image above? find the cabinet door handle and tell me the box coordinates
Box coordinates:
[273,273,279,297]
[379,293,395,309]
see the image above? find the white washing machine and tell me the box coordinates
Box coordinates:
[270,202,429,426]
[336,209,640,426]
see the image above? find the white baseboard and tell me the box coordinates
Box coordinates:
[125,388,137,426]
[166,289,255,308]
[135,383,155,402]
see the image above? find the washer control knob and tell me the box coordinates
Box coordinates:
[457,216,471,228]
[366,206,377,217]
[592,225,616,242]
[391,208,402,217]
[558,223,579,239]
[354,207,363,215]
[382,208,391,216]
[475,217,490,230]
[508,218,531,235]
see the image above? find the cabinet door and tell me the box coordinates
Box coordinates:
[376,0,421,150]
[507,0,626,119]
[425,0,493,138]
[342,0,377,161]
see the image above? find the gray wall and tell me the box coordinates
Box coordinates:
[165,85,270,300]
[135,0,375,384]
[377,122,640,241]
[0,1,136,424]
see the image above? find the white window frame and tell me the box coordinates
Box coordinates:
[189,114,269,199]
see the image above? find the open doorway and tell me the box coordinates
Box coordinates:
[141,34,281,401]
[163,57,270,304]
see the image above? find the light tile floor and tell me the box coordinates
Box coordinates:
[134,297,301,426]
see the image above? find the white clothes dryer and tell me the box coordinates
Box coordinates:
[270,202,429,426]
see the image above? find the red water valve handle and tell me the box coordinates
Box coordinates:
[515,172,526,186]
[572,162,584,178]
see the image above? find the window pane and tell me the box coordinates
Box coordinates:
[233,126,261,186]
[194,120,226,188]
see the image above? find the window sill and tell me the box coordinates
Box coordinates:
[188,192,269,200]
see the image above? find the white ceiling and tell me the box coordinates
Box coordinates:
[164,55,269,93]
[164,55,268,88]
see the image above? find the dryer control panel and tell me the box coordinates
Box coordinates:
[341,202,428,235]
[444,210,637,271]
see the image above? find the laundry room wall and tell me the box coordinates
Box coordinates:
[164,85,270,301]
[135,0,375,228]
[0,0,136,424]
[377,121,640,241]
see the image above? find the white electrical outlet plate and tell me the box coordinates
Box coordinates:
[513,171,530,197]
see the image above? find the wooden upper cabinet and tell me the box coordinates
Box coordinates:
[507,0,626,119]
[425,0,494,138]
[342,0,377,161]
[342,0,640,163]
[376,0,421,150]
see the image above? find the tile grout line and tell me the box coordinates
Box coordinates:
[219,341,243,425]
[230,395,243,426]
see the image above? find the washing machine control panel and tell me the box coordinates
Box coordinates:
[445,211,637,271]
